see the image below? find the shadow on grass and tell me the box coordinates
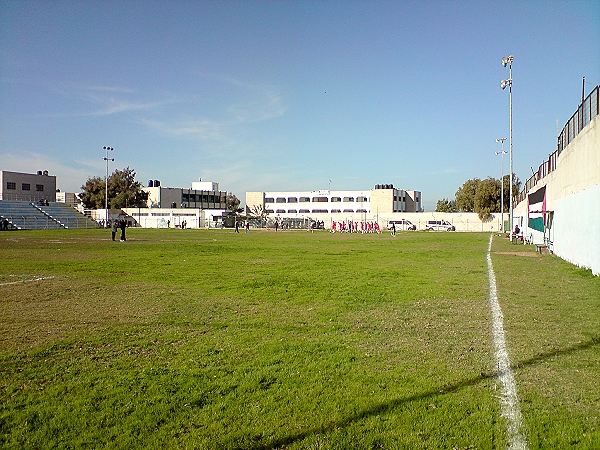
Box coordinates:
[252,336,599,450]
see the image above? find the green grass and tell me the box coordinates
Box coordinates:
[0,229,598,449]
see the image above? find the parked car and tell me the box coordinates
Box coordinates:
[387,219,417,231]
[425,220,455,231]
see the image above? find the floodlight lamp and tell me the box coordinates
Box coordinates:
[501,55,513,67]
[501,80,508,90]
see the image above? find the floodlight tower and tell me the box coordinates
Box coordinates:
[103,146,114,228]
[495,138,507,232]
[501,55,514,238]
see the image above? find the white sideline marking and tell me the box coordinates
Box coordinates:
[487,234,528,450]
[0,276,55,286]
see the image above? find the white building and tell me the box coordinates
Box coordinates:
[116,179,233,228]
[246,185,422,226]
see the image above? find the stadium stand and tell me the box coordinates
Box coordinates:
[0,201,99,230]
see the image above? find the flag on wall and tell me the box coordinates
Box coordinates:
[528,186,546,232]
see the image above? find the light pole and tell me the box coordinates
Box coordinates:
[501,55,513,239]
[103,146,114,228]
[495,138,507,232]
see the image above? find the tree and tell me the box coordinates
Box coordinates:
[80,176,106,209]
[435,198,458,212]
[501,174,521,212]
[226,193,242,213]
[248,204,269,227]
[80,167,145,209]
[454,178,480,212]
[474,177,501,221]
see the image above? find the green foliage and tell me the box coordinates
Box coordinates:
[79,176,105,209]
[108,167,144,209]
[1,230,598,448]
[80,167,145,209]
[474,177,501,221]
[451,175,522,220]
[435,198,457,212]
[455,178,480,212]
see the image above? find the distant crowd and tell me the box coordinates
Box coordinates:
[330,221,381,233]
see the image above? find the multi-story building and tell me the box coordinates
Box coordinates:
[143,180,227,209]
[0,170,57,202]
[246,185,422,223]
[117,179,232,229]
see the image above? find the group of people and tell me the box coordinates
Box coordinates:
[330,221,381,234]
[110,219,128,242]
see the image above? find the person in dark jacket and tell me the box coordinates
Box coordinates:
[111,220,118,241]
[119,219,127,242]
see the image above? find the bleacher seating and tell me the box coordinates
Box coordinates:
[37,202,99,229]
[0,201,99,230]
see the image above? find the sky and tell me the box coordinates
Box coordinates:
[1,0,598,211]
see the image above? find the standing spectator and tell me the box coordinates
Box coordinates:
[235,220,239,233]
[111,220,118,241]
[245,221,250,233]
[119,219,127,242]
[275,220,279,232]
[391,222,396,237]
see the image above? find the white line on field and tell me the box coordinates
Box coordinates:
[0,276,56,286]
[487,234,528,450]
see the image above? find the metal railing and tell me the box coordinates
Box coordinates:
[0,215,100,230]
[516,85,599,204]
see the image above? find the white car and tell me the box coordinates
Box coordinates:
[387,219,416,231]
[425,220,455,231]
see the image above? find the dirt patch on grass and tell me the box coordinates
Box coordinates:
[494,251,540,257]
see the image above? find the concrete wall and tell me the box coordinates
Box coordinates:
[553,184,600,275]
[514,114,600,275]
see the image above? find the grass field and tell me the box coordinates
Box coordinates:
[1,228,598,449]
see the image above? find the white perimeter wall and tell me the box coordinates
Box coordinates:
[289,211,503,232]
[553,185,600,275]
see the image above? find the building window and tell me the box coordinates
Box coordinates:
[299,197,310,202]
[36,184,44,192]
[312,209,328,214]
[265,197,274,203]
[299,209,310,213]
[276,198,286,203]
[343,197,354,202]
[22,183,31,191]
[357,196,368,202]
[6,182,16,190]
[288,209,297,214]
[356,209,367,213]
[287,197,297,203]
[266,209,274,213]
[331,209,341,213]
[276,209,286,213]
[331,197,341,202]
[312,196,328,202]
[343,209,354,213]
